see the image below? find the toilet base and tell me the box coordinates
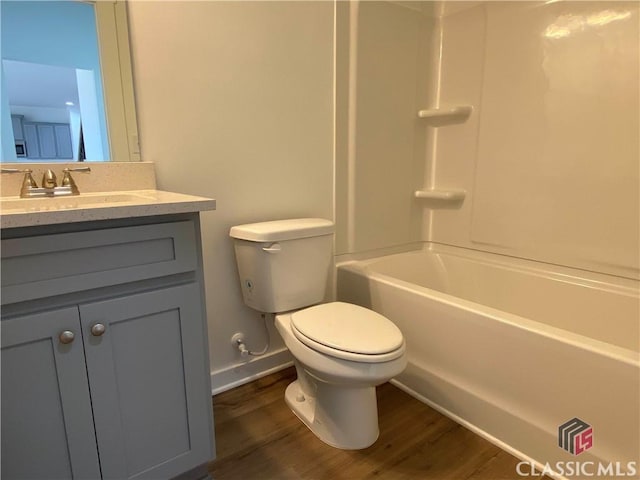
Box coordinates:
[284,378,379,450]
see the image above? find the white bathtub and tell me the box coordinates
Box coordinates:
[337,244,639,478]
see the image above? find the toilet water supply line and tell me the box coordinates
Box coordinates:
[233,314,270,358]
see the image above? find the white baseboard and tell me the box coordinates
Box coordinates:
[210,347,294,396]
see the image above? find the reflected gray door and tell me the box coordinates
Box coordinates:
[23,123,40,158]
[37,124,57,158]
[54,124,73,158]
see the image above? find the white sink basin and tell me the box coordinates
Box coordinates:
[0,192,157,213]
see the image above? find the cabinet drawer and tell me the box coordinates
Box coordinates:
[1,221,197,305]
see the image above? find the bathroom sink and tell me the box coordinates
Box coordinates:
[0,192,157,213]
[0,189,215,229]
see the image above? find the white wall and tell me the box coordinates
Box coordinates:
[127,1,334,391]
[1,62,16,161]
[68,109,81,161]
[430,1,639,280]
[335,1,436,255]
[337,1,638,281]
[76,68,104,161]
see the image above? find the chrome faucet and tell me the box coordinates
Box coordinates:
[1,166,91,198]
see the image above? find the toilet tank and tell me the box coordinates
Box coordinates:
[229,218,334,313]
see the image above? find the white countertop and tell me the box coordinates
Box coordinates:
[0,190,216,229]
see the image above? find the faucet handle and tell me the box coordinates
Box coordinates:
[2,168,38,192]
[61,166,91,195]
[23,170,38,189]
[2,167,33,177]
[62,166,91,174]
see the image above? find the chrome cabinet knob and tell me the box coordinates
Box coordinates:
[59,330,75,344]
[91,323,106,337]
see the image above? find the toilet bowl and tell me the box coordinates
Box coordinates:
[229,218,407,449]
[275,302,406,449]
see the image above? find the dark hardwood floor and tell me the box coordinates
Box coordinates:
[209,367,540,480]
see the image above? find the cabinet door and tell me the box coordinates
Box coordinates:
[23,123,40,158]
[11,115,24,140]
[80,284,213,480]
[1,308,102,479]
[54,124,73,159]
[37,124,57,158]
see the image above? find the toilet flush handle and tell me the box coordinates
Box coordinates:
[262,243,281,253]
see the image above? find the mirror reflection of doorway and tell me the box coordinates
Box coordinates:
[1,0,109,162]
[4,60,105,161]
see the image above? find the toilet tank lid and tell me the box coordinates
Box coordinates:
[229,218,334,242]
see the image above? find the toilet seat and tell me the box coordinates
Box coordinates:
[291,302,405,363]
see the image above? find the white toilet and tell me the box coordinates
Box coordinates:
[229,218,407,449]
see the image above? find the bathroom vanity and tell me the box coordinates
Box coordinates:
[0,182,216,480]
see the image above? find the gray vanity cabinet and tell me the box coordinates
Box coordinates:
[80,284,212,479]
[1,307,102,479]
[1,215,215,480]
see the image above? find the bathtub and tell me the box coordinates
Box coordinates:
[337,243,639,479]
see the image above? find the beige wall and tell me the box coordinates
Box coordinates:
[335,1,436,255]
[431,1,639,279]
[127,1,334,389]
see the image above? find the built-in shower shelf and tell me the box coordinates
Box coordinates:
[414,189,466,203]
[417,105,473,122]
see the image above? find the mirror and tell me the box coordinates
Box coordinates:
[0,0,139,162]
